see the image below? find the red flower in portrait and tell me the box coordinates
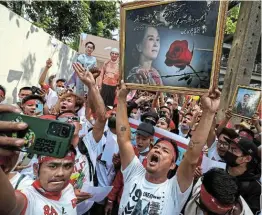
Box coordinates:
[165,40,193,69]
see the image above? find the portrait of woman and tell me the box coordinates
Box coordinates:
[121,1,228,94]
[126,26,163,86]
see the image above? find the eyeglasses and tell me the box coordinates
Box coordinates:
[217,140,230,149]
[57,116,80,123]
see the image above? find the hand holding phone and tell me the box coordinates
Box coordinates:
[0,109,75,158]
[0,105,27,157]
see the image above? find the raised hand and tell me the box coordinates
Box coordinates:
[118,80,129,101]
[225,106,233,119]
[89,67,101,80]
[201,88,221,114]
[73,63,96,87]
[46,58,53,68]
[251,112,259,125]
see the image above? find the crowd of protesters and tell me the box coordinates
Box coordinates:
[0,40,261,215]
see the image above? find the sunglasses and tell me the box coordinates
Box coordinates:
[57,116,80,123]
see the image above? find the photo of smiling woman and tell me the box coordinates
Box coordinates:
[125,26,163,86]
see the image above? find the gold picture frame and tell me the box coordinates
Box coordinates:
[120,0,228,95]
[231,85,261,119]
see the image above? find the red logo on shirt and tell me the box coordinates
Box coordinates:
[43,205,58,215]
[71,198,77,209]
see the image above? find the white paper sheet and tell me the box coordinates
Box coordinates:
[77,200,94,215]
[101,132,119,166]
[81,184,113,203]
[201,155,226,173]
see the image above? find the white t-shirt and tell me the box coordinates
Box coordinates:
[70,146,93,189]
[208,141,223,162]
[84,130,117,187]
[45,88,58,109]
[10,172,33,190]
[20,155,38,180]
[119,157,192,215]
[21,183,77,215]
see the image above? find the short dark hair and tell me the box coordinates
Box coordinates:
[19,87,32,93]
[218,128,239,139]
[22,94,44,105]
[202,168,239,205]
[244,94,250,97]
[155,137,179,162]
[185,112,193,117]
[160,106,171,114]
[85,41,95,50]
[56,78,66,83]
[0,85,6,96]
[239,128,254,139]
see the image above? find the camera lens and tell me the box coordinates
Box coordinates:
[60,126,69,137]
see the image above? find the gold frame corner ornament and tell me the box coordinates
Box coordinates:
[119,0,228,95]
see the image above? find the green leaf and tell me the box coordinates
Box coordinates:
[187,78,193,85]
[178,77,186,81]
[184,75,191,80]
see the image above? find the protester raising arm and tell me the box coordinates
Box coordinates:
[0,105,28,215]
[216,106,232,137]
[177,88,221,193]
[116,81,135,170]
[38,58,52,86]
[251,112,261,133]
[73,62,107,142]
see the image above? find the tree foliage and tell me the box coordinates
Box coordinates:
[225,5,240,35]
[0,1,119,49]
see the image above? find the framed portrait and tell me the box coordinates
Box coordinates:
[231,85,261,119]
[120,0,228,94]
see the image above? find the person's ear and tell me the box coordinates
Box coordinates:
[136,44,142,53]
[243,155,252,163]
[170,162,176,170]
[33,163,39,178]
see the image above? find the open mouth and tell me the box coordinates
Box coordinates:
[149,154,159,166]
[61,105,67,110]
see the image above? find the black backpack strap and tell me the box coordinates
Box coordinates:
[15,174,26,190]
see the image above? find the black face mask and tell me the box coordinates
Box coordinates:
[108,116,116,129]
[223,151,239,167]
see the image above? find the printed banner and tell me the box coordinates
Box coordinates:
[129,118,189,165]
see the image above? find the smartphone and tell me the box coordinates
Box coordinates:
[0,113,75,158]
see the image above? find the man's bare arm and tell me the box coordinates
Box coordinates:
[39,58,52,86]
[88,83,107,143]
[73,63,107,143]
[177,89,220,193]
[116,81,135,170]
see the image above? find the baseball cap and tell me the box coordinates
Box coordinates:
[136,122,155,137]
[225,137,259,164]
[141,111,159,123]
[166,98,174,105]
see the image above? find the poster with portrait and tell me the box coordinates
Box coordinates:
[120,1,228,94]
[231,85,261,119]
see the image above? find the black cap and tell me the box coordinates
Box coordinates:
[141,111,159,123]
[225,137,259,163]
[137,122,155,137]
